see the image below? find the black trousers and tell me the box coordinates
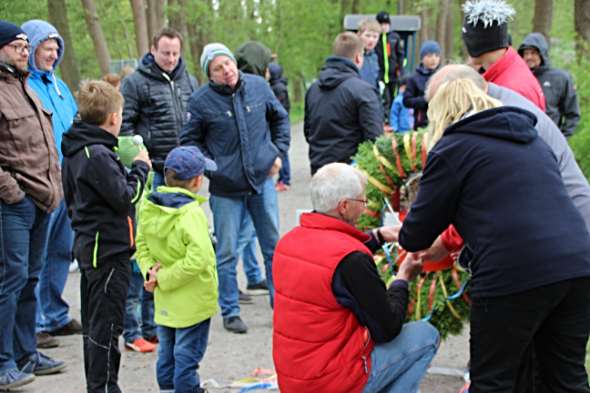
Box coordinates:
[80,254,131,393]
[381,80,399,123]
[470,277,590,393]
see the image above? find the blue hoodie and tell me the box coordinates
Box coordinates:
[22,20,77,161]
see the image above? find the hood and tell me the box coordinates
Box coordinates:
[444,106,538,144]
[61,120,118,158]
[415,62,439,76]
[518,33,551,68]
[22,20,64,73]
[268,62,283,81]
[235,41,271,78]
[140,52,186,80]
[142,187,205,238]
[318,56,359,89]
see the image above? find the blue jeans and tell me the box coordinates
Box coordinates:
[0,196,50,373]
[236,216,264,287]
[361,321,440,393]
[209,177,279,318]
[153,170,165,190]
[35,199,74,332]
[277,153,291,186]
[157,319,210,393]
[123,263,157,343]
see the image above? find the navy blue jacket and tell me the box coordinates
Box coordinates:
[399,107,590,297]
[180,72,290,198]
[403,63,439,130]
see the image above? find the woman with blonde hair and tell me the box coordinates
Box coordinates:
[398,78,590,392]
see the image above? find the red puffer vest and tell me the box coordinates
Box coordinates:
[273,213,375,393]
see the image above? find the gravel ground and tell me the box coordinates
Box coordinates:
[21,122,469,393]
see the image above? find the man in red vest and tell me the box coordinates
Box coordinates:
[273,163,439,393]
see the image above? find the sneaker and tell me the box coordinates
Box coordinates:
[69,259,79,273]
[18,351,66,375]
[238,290,253,304]
[275,182,291,192]
[36,331,60,349]
[51,319,83,336]
[246,279,269,296]
[223,316,248,334]
[0,369,35,390]
[145,334,159,344]
[125,338,156,353]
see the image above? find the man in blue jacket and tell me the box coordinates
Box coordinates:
[180,43,290,334]
[21,20,81,349]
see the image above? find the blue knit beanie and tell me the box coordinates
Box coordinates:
[420,40,440,59]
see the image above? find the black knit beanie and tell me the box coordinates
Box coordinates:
[461,0,515,58]
[0,21,28,50]
[376,11,391,25]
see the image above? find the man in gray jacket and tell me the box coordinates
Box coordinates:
[518,33,581,139]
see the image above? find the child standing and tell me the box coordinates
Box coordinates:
[357,18,382,92]
[61,80,151,393]
[136,146,219,393]
[403,40,441,130]
[390,74,414,133]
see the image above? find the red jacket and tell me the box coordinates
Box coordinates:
[482,46,546,112]
[273,213,374,393]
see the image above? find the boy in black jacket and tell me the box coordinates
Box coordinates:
[61,80,151,393]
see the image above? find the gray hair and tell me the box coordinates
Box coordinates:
[425,64,488,101]
[310,163,367,213]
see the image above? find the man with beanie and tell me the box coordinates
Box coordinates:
[21,19,82,349]
[180,43,290,334]
[374,10,406,124]
[304,32,383,175]
[0,21,66,390]
[518,33,581,138]
[403,40,440,130]
[461,0,545,111]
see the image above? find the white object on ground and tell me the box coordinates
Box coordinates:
[427,367,466,378]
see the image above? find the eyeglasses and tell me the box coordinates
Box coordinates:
[6,44,30,54]
[348,198,369,207]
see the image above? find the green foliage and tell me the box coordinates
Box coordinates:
[289,101,304,125]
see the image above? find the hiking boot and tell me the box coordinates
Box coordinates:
[18,351,67,375]
[223,316,248,334]
[238,290,253,304]
[36,331,59,348]
[246,279,269,296]
[125,338,157,353]
[0,369,35,390]
[275,182,291,192]
[51,319,83,336]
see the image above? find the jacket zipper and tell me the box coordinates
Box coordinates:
[362,327,371,374]
[162,73,183,137]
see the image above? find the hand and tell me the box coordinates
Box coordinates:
[268,156,282,177]
[144,263,163,292]
[420,236,450,262]
[396,252,424,282]
[133,149,152,169]
[374,225,401,243]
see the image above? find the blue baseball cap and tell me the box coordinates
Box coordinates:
[164,146,217,180]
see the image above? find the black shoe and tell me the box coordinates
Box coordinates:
[246,279,269,296]
[36,332,60,348]
[18,351,67,375]
[51,319,83,336]
[0,369,35,390]
[223,316,248,334]
[238,290,254,304]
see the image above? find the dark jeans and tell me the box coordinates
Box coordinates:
[0,196,50,373]
[157,319,210,393]
[470,277,590,393]
[123,267,157,343]
[80,254,131,393]
[382,81,399,123]
[277,153,291,186]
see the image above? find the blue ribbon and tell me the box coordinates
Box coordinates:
[421,279,470,322]
[238,383,274,392]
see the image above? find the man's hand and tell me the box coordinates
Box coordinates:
[373,225,402,243]
[268,156,282,177]
[396,252,424,282]
[419,236,450,262]
[144,262,162,292]
[133,149,152,169]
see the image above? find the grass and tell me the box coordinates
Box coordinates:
[289,101,304,125]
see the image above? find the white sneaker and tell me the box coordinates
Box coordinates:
[69,259,79,273]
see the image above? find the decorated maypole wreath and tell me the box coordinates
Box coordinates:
[353,131,471,339]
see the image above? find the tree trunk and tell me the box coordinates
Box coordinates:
[575,0,590,59]
[459,0,469,59]
[156,0,166,31]
[293,72,303,103]
[446,0,455,60]
[80,0,111,75]
[351,0,360,15]
[437,0,450,61]
[48,0,81,92]
[146,0,157,41]
[340,0,350,33]
[533,0,553,49]
[129,0,149,57]
[168,0,188,55]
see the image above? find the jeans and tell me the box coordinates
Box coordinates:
[209,177,279,318]
[470,277,590,393]
[277,154,291,186]
[382,81,399,123]
[81,254,131,393]
[361,321,439,393]
[236,216,264,287]
[157,319,210,393]
[35,198,74,332]
[153,170,165,190]
[0,196,50,373]
[123,267,158,343]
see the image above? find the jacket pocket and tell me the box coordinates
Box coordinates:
[0,106,43,151]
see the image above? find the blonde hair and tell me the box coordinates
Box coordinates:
[427,78,502,150]
[333,32,364,61]
[102,74,121,88]
[76,80,124,126]
[358,19,382,34]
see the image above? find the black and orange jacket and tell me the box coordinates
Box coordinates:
[61,120,150,270]
[374,31,406,84]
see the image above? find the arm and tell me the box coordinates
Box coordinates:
[560,73,581,139]
[303,90,311,143]
[119,76,140,137]
[395,35,406,77]
[135,210,157,278]
[179,94,213,159]
[358,85,384,142]
[403,78,427,110]
[266,86,290,160]
[390,100,401,132]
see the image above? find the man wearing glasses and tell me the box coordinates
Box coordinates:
[0,21,66,390]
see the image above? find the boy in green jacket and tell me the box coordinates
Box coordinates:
[136,146,218,393]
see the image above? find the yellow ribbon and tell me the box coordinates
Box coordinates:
[438,273,462,319]
[358,168,394,195]
[403,133,412,164]
[373,145,395,171]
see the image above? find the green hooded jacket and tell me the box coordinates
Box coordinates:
[136,186,218,328]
